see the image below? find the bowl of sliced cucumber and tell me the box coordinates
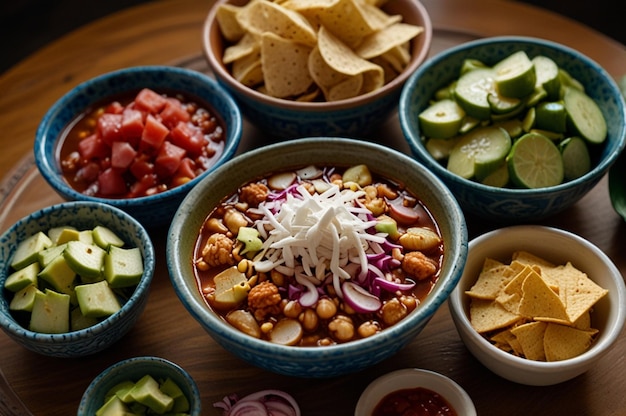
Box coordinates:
[0,201,155,357]
[399,36,626,222]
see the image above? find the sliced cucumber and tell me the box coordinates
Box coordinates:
[447,126,511,180]
[563,86,607,144]
[532,55,561,100]
[560,136,591,181]
[454,68,496,120]
[64,240,106,282]
[419,98,466,139]
[535,101,567,133]
[493,51,536,98]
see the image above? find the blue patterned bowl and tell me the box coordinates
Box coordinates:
[399,36,626,222]
[78,356,201,416]
[167,137,467,378]
[202,0,432,140]
[34,66,242,229]
[0,201,155,357]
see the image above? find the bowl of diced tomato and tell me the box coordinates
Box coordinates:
[34,65,243,229]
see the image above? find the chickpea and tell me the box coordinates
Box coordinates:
[363,185,378,200]
[400,295,418,312]
[270,269,285,287]
[283,300,302,319]
[223,208,248,234]
[316,298,337,320]
[237,259,248,273]
[204,217,229,234]
[377,183,398,199]
[358,321,381,338]
[261,322,274,334]
[364,198,386,217]
[299,309,319,332]
[318,338,333,346]
[328,315,355,342]
[380,298,408,326]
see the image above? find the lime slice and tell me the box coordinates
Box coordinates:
[460,58,488,75]
[493,51,537,98]
[487,92,522,115]
[419,99,466,139]
[563,86,607,144]
[479,161,510,187]
[534,101,567,133]
[525,85,548,107]
[507,132,564,188]
[560,136,591,181]
[426,137,459,160]
[434,81,456,101]
[493,118,523,139]
[532,55,561,100]
[447,126,511,179]
[454,68,496,120]
[458,116,480,134]
[522,107,535,132]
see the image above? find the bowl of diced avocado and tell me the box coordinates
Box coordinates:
[399,36,626,222]
[0,201,155,357]
[78,356,201,416]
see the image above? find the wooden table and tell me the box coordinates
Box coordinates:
[1,0,625,414]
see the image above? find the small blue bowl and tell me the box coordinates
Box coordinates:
[34,65,243,229]
[203,0,432,140]
[0,201,155,357]
[167,137,467,378]
[78,356,201,416]
[399,36,626,222]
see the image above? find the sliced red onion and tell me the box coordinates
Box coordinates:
[215,389,301,416]
[294,273,319,307]
[373,276,416,292]
[342,281,382,313]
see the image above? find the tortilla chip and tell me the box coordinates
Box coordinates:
[216,3,247,42]
[261,32,314,98]
[466,260,517,300]
[518,269,569,322]
[315,0,382,48]
[308,46,349,88]
[511,321,547,361]
[495,265,536,314]
[356,22,423,59]
[223,33,260,64]
[544,323,596,361]
[232,53,264,88]
[469,298,523,334]
[326,73,363,101]
[551,262,608,323]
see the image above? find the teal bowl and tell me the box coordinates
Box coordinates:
[399,36,626,222]
[167,137,467,378]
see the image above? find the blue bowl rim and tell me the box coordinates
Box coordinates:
[0,200,156,342]
[399,35,626,197]
[166,136,468,360]
[33,65,243,207]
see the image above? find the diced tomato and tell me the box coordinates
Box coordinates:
[155,141,186,178]
[159,98,190,129]
[104,101,124,114]
[170,121,206,156]
[129,156,155,180]
[120,108,144,143]
[77,134,110,160]
[128,173,158,198]
[97,168,127,196]
[140,114,170,149]
[135,88,167,113]
[111,141,137,169]
[74,162,100,183]
[97,113,123,146]
[176,157,197,179]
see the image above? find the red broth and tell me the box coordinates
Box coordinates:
[58,88,226,199]
[373,387,458,416]
[193,165,444,346]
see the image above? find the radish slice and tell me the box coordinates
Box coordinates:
[342,281,382,313]
[389,203,419,224]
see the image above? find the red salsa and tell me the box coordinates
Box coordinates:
[58,87,226,198]
[193,164,444,347]
[373,387,458,416]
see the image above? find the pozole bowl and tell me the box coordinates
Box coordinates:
[448,225,626,386]
[0,201,155,357]
[203,0,432,140]
[34,65,242,229]
[78,356,201,416]
[399,36,626,222]
[167,137,467,378]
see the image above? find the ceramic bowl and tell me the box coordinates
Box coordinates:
[203,0,432,140]
[399,36,626,222]
[0,201,155,357]
[77,356,201,416]
[448,225,626,386]
[354,368,476,415]
[34,65,242,229]
[167,137,467,378]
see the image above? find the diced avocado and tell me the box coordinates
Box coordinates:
[29,289,70,333]
[375,215,401,240]
[64,240,106,282]
[104,380,136,402]
[95,395,133,416]
[129,375,174,414]
[11,231,52,270]
[237,226,263,255]
[212,266,250,310]
[93,226,125,249]
[55,228,81,245]
[78,230,94,245]
[4,262,39,292]
[161,378,190,412]
[104,246,144,288]
[70,306,99,331]
[38,243,68,268]
[75,280,121,318]
[38,255,77,301]
[47,226,76,244]
[9,284,43,312]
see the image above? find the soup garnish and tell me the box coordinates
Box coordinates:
[193,164,443,346]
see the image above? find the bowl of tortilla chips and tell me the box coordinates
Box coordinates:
[448,225,626,386]
[203,0,432,140]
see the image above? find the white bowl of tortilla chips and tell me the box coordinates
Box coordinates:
[203,0,432,139]
[448,225,626,386]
